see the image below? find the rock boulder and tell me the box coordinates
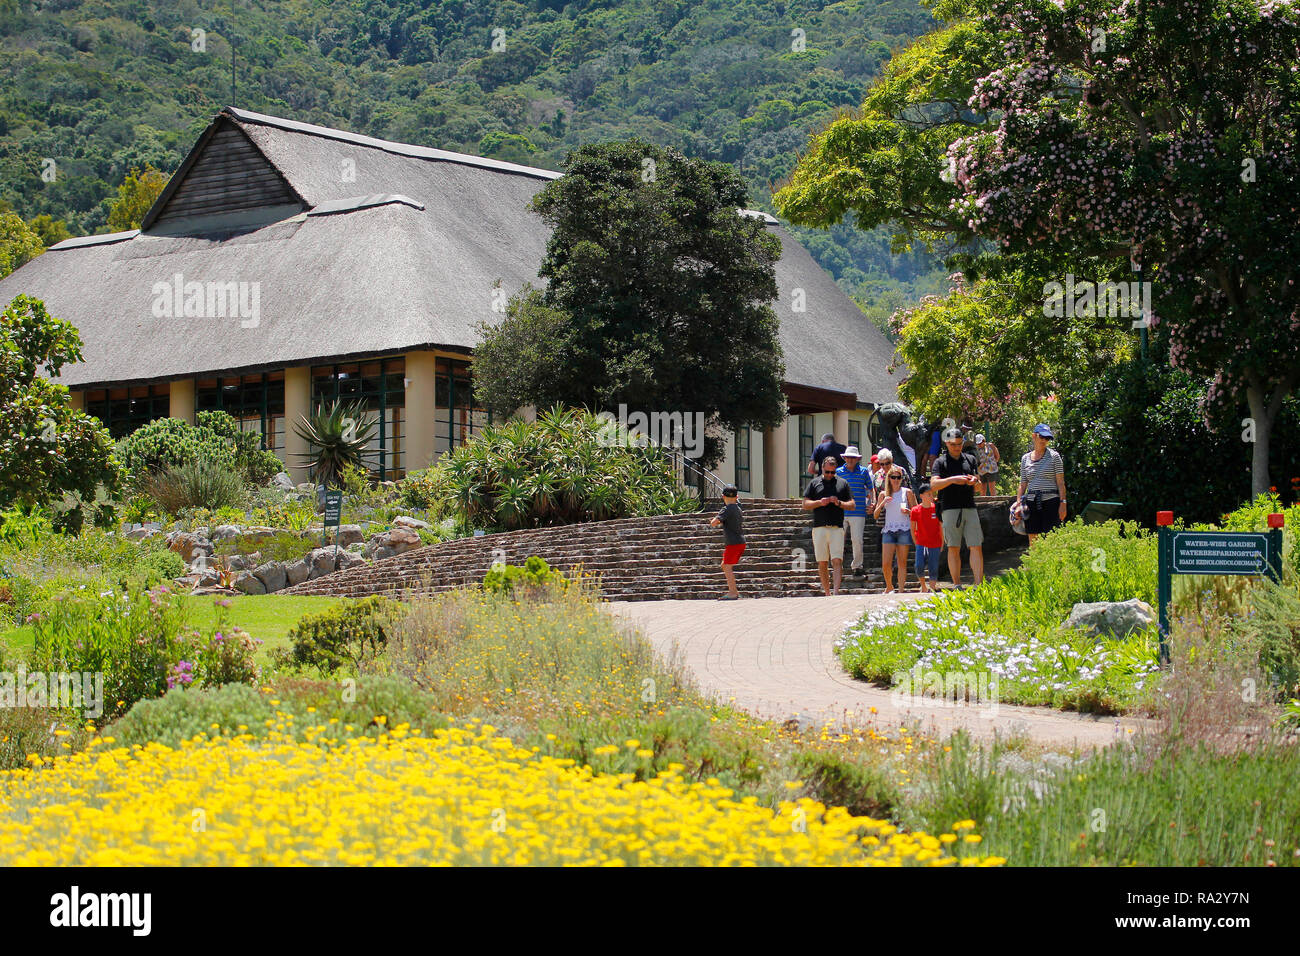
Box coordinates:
[1063,599,1156,639]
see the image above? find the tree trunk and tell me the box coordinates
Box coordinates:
[1245,381,1284,499]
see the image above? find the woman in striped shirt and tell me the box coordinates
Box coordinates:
[1015,423,1068,547]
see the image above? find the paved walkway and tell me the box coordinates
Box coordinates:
[608,593,1148,750]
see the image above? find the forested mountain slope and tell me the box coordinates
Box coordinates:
[0,0,947,325]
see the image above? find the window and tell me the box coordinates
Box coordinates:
[798,414,815,494]
[311,359,406,480]
[196,372,286,457]
[848,419,861,452]
[84,384,170,439]
[434,357,490,456]
[734,426,751,494]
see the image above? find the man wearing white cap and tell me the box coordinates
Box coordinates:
[836,446,874,578]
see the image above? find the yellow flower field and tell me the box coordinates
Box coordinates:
[0,721,1004,866]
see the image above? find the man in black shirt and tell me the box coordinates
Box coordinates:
[802,454,854,595]
[930,428,985,588]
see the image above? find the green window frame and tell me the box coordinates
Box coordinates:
[311,359,406,480]
[848,419,861,452]
[734,426,751,494]
[196,372,286,456]
[798,414,815,494]
[84,384,170,439]
[434,357,491,457]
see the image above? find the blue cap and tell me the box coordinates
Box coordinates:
[1033,423,1054,439]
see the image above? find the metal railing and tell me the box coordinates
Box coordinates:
[656,444,729,508]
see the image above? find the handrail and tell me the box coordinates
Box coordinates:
[656,444,729,506]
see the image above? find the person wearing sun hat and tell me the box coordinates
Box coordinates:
[836,445,874,579]
[1015,423,1067,546]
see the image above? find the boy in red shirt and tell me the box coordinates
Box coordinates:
[910,482,944,592]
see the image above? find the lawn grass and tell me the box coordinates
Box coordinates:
[179,594,343,662]
[0,594,342,665]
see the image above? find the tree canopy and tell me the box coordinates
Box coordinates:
[0,295,120,528]
[475,139,787,466]
[779,0,1300,494]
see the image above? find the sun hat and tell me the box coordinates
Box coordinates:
[844,445,862,458]
[975,434,986,444]
[1009,501,1027,536]
[1032,423,1054,439]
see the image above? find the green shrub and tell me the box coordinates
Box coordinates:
[444,406,699,531]
[0,506,54,547]
[145,457,247,513]
[28,585,191,721]
[119,417,235,484]
[138,548,186,586]
[0,708,93,771]
[105,676,447,750]
[246,500,316,532]
[26,586,260,721]
[790,748,899,820]
[1056,345,1300,525]
[218,531,315,564]
[1225,577,1300,697]
[397,466,450,511]
[119,411,282,495]
[286,596,408,676]
[483,555,567,594]
[341,462,386,507]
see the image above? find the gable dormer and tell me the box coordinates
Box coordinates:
[141,113,307,234]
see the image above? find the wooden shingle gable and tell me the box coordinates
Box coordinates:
[141,115,306,232]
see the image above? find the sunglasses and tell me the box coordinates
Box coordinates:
[889,474,903,481]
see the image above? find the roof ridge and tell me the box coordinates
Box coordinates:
[224,107,563,181]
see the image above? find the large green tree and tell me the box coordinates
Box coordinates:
[774,7,1132,416]
[781,0,1300,496]
[0,295,121,527]
[475,139,787,466]
[0,212,43,279]
[106,165,168,232]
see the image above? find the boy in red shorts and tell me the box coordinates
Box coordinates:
[709,484,745,600]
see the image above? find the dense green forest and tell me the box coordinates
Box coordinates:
[0,0,947,325]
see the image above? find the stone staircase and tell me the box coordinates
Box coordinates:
[281,498,893,601]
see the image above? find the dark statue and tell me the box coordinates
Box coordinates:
[874,402,976,491]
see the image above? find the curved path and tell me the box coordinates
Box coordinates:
[608,593,1148,750]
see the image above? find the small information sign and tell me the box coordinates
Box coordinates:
[323,490,343,550]
[1170,532,1270,575]
[1155,514,1283,665]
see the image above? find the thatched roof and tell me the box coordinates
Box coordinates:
[0,108,901,404]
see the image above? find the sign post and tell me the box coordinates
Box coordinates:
[323,489,343,562]
[1155,510,1284,665]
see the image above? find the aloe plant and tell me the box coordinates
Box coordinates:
[292,400,378,490]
